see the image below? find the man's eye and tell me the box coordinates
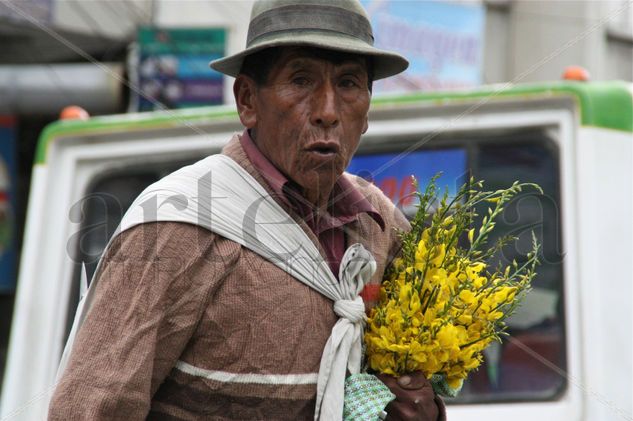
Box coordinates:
[340,79,359,88]
[292,77,310,86]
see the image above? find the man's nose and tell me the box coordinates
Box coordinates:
[310,81,339,128]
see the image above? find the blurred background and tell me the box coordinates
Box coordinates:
[0,0,631,412]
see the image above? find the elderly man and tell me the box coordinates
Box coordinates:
[49,0,445,420]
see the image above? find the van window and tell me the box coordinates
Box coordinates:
[464,139,565,402]
[346,148,468,216]
[65,160,196,340]
[68,130,565,404]
[346,131,566,403]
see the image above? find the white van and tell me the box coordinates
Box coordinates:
[1,80,631,420]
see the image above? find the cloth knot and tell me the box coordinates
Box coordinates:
[333,296,366,324]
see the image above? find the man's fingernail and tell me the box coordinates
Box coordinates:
[398,375,411,386]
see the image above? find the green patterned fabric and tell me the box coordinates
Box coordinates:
[431,373,463,398]
[343,373,395,421]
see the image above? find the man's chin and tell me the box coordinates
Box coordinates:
[295,170,343,201]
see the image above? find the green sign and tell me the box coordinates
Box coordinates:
[135,27,226,111]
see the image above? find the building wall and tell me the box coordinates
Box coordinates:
[604,0,633,81]
[52,0,152,39]
[483,1,511,84]
[483,0,632,84]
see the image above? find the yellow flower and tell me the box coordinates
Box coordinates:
[415,239,428,261]
[467,262,486,279]
[408,290,421,314]
[463,356,481,370]
[368,352,397,375]
[437,325,459,349]
[493,286,517,305]
[399,283,412,303]
[457,314,472,325]
[431,244,446,267]
[487,311,504,321]
[447,377,464,389]
[458,289,476,304]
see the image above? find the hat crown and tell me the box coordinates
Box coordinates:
[250,0,370,21]
[247,0,373,47]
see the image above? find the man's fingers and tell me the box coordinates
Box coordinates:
[397,375,412,387]
[396,371,431,390]
[377,372,440,420]
[385,402,417,421]
[385,398,434,421]
[377,372,430,390]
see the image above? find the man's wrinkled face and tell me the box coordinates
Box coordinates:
[235,48,371,205]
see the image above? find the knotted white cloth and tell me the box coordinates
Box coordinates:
[59,154,376,420]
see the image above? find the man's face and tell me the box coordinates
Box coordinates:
[235,48,371,205]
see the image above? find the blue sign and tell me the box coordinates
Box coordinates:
[362,0,485,94]
[347,148,467,217]
[0,116,17,292]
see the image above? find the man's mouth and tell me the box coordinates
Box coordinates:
[305,142,340,156]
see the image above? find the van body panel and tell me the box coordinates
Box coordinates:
[575,127,632,421]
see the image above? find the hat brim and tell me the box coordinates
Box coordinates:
[209,30,409,81]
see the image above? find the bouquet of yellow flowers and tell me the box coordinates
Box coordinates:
[364,176,541,396]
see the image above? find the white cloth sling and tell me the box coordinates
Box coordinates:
[58,154,377,420]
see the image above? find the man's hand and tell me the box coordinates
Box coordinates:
[376,372,444,421]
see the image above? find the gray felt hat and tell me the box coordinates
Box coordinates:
[209,0,409,80]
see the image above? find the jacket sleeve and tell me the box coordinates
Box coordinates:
[48,222,240,420]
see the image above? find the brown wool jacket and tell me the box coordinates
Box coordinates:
[48,134,412,420]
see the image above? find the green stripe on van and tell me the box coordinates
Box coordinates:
[36,106,238,164]
[372,80,633,133]
[36,81,632,165]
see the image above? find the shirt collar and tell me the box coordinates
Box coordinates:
[239,129,385,232]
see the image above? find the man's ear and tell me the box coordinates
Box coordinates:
[362,113,369,134]
[234,75,258,128]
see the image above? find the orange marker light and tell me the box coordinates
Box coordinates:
[59,106,90,120]
[562,66,590,81]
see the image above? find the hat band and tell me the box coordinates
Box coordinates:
[247,4,374,46]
